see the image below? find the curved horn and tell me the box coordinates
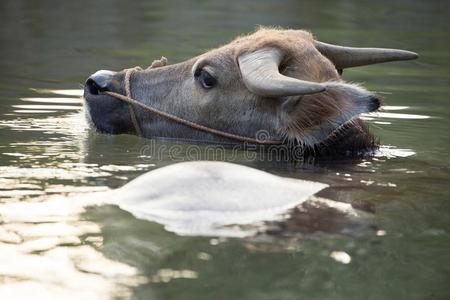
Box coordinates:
[315,41,418,69]
[238,48,326,97]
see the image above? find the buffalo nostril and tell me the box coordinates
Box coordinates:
[367,95,381,112]
[85,70,116,95]
[86,78,101,95]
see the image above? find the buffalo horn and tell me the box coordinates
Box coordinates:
[315,41,418,69]
[238,48,326,97]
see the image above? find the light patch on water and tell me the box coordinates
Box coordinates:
[209,238,221,246]
[0,112,87,134]
[0,189,46,198]
[357,161,372,168]
[376,230,387,236]
[0,111,108,204]
[0,244,146,299]
[4,221,101,238]
[381,106,409,111]
[197,252,212,261]
[375,146,416,158]
[0,195,100,223]
[0,227,22,244]
[0,163,153,202]
[360,179,375,186]
[2,152,34,158]
[0,192,146,299]
[330,251,352,264]
[19,236,80,253]
[30,88,84,97]
[150,268,198,283]
[13,109,58,114]
[0,166,111,181]
[363,112,430,119]
[13,104,81,111]
[98,164,155,172]
[21,97,82,104]
[376,182,397,187]
[45,185,110,194]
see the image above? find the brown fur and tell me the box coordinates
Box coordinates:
[230,27,339,81]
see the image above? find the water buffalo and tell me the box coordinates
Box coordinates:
[83,27,417,157]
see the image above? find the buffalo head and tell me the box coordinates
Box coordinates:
[83,28,417,156]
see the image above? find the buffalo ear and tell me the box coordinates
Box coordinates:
[238,47,326,97]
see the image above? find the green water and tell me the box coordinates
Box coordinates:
[0,0,449,299]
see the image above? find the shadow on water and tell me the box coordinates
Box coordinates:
[1,0,450,299]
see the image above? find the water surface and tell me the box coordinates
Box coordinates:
[1,0,449,299]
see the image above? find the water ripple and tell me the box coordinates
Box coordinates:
[30,88,84,97]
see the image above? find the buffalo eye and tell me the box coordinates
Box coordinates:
[194,69,217,89]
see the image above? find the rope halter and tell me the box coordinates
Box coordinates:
[102,67,283,145]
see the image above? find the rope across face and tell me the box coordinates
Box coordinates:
[102,66,282,145]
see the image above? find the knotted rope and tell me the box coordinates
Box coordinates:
[103,65,283,145]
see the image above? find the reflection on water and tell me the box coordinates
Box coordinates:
[0,220,146,299]
[1,0,450,299]
[375,146,415,158]
[21,97,82,104]
[0,86,160,298]
[30,89,84,97]
[364,111,430,120]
